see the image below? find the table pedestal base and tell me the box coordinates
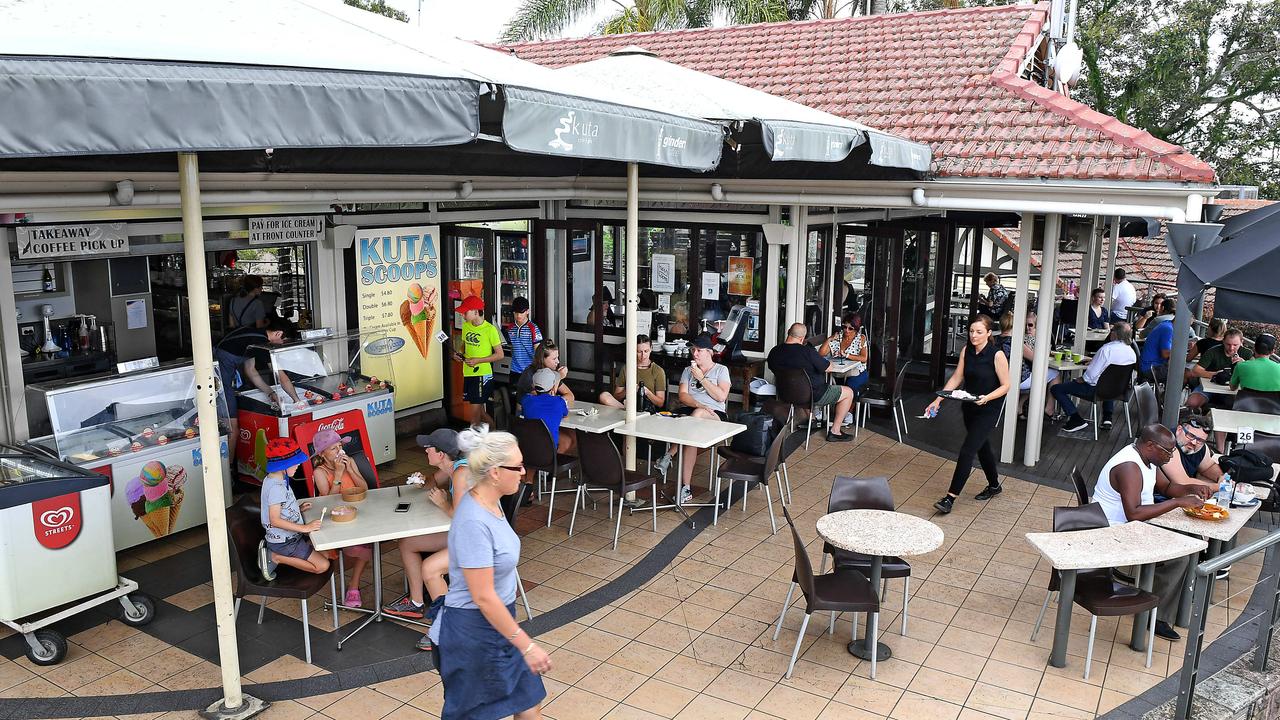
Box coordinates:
[848,640,892,661]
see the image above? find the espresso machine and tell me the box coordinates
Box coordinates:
[712,305,750,363]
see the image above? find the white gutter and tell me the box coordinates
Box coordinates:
[0,185,1191,221]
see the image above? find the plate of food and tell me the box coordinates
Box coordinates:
[936,390,978,402]
[1183,501,1230,521]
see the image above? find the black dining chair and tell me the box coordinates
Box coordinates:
[510,416,580,528]
[1133,382,1159,433]
[226,498,336,665]
[1029,503,1159,679]
[1235,395,1280,416]
[1070,466,1090,506]
[773,506,880,679]
[858,362,910,444]
[1085,363,1136,439]
[716,426,787,533]
[499,482,536,620]
[774,367,819,449]
[818,475,912,634]
[572,431,659,549]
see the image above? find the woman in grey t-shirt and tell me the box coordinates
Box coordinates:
[431,430,550,720]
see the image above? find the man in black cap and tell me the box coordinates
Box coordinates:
[652,335,731,505]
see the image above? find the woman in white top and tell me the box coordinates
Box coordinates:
[820,311,870,426]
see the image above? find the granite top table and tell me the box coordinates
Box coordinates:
[1049,357,1089,373]
[817,509,944,662]
[1025,521,1206,668]
[1200,380,1237,396]
[1212,409,1280,436]
[828,360,865,379]
[560,401,640,434]
[1147,502,1260,543]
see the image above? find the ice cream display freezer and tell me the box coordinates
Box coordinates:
[0,445,155,666]
[25,362,233,551]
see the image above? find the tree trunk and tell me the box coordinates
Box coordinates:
[870,0,887,13]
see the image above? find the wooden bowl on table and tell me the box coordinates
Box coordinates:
[330,505,357,523]
[341,487,367,503]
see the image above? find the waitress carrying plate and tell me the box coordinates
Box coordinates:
[936,390,981,403]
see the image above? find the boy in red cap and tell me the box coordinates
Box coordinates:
[453,295,503,427]
[258,437,329,581]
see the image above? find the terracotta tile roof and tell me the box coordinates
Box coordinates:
[506,3,1216,183]
[991,199,1275,290]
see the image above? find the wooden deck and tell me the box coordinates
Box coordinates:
[859,387,1134,490]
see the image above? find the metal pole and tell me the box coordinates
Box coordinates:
[178,153,263,718]
[1071,216,1099,354]
[1163,288,1197,427]
[1001,214,1033,462]
[1103,217,1119,319]
[1025,214,1060,466]
[624,163,638,472]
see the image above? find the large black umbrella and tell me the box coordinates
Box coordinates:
[1178,204,1280,322]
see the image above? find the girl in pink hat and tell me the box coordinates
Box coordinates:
[311,429,373,607]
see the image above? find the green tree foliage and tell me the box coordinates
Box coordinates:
[344,0,410,22]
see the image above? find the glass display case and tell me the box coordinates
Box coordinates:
[25,362,229,464]
[239,329,396,413]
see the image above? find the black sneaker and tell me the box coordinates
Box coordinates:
[933,495,955,514]
[975,484,1002,501]
[1063,417,1090,433]
[1154,621,1180,641]
[1102,418,1114,429]
[825,431,852,443]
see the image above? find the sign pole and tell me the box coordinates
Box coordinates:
[178,152,266,720]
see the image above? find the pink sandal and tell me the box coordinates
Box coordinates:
[344,588,362,608]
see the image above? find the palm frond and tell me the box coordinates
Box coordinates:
[501,0,607,42]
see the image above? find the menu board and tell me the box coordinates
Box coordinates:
[352,226,445,410]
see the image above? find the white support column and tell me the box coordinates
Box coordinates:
[1024,213,1061,467]
[1001,214,1034,463]
[786,205,808,326]
[0,227,26,443]
[624,164,639,471]
[1103,217,1119,317]
[177,153,263,718]
[1071,216,1100,354]
[764,205,782,360]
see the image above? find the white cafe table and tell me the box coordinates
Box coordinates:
[816,509,943,661]
[1211,408,1280,436]
[1049,356,1089,374]
[1025,522,1206,668]
[1148,500,1261,627]
[304,485,451,649]
[560,401,639,434]
[1200,380,1237,397]
[1085,329,1110,343]
[613,414,744,527]
[828,360,862,379]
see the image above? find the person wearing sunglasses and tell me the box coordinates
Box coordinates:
[1155,414,1223,493]
[819,311,870,425]
[1091,424,1212,640]
[430,429,550,720]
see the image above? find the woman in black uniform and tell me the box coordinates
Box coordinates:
[925,316,1011,514]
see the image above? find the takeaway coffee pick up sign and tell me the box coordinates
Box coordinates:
[16,222,129,260]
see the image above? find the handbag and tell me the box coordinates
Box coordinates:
[730,411,778,457]
[1220,448,1275,486]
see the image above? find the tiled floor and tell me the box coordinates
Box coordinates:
[0,429,1263,720]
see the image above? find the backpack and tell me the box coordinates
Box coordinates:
[1220,448,1275,486]
[729,411,779,457]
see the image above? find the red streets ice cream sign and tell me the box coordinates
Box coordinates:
[353,226,444,410]
[32,492,83,549]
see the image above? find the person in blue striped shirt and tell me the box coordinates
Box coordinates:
[504,297,542,375]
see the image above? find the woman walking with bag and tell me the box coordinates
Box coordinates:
[925,316,1011,514]
[430,429,550,719]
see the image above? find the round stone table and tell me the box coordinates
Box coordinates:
[816,509,944,660]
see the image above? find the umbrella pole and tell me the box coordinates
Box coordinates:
[178,153,267,720]
[1162,293,1197,427]
[624,163,638,472]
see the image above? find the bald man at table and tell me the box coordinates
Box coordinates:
[1091,425,1212,641]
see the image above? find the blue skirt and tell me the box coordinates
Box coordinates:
[438,603,546,720]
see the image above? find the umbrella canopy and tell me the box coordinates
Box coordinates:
[1178,204,1280,322]
[0,0,723,170]
[555,47,931,172]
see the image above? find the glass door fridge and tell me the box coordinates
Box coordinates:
[443,226,495,422]
[496,231,531,326]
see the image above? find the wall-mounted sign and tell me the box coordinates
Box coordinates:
[16,223,128,261]
[248,216,324,245]
[651,254,676,293]
[727,256,754,296]
[701,272,720,300]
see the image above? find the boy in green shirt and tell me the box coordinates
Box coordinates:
[453,295,503,427]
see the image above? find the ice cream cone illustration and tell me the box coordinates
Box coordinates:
[165,467,187,534]
[141,506,171,538]
[400,283,437,361]
[136,461,174,538]
[168,488,185,534]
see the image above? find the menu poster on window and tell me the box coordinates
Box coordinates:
[651,254,676,293]
[701,272,720,300]
[727,256,754,296]
[352,225,445,410]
